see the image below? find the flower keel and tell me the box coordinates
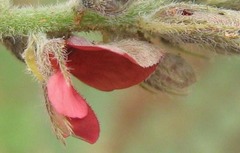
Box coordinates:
[47,70,88,118]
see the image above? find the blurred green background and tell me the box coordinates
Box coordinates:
[1,0,240,153]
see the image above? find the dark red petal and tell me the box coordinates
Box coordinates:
[66,36,159,91]
[67,105,100,144]
[47,71,88,118]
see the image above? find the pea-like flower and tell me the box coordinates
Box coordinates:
[31,35,163,144]
[19,33,196,144]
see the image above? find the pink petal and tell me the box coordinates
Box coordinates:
[67,105,100,144]
[66,36,160,91]
[47,71,88,118]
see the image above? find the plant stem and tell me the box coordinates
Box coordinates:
[0,1,81,36]
[0,0,239,55]
[180,0,240,10]
[0,0,167,37]
[138,3,240,54]
[0,0,10,10]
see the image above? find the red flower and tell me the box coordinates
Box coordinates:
[47,71,100,144]
[46,36,163,144]
[66,36,163,91]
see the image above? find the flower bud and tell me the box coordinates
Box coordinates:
[144,53,196,94]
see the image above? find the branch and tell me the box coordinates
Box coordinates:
[0,0,239,55]
[138,3,240,54]
[0,0,110,36]
[180,0,240,10]
[0,0,166,37]
[0,0,10,10]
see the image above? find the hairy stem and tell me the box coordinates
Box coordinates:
[0,0,105,36]
[0,0,10,10]
[138,3,240,54]
[0,0,239,55]
[179,0,240,10]
[0,0,166,36]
